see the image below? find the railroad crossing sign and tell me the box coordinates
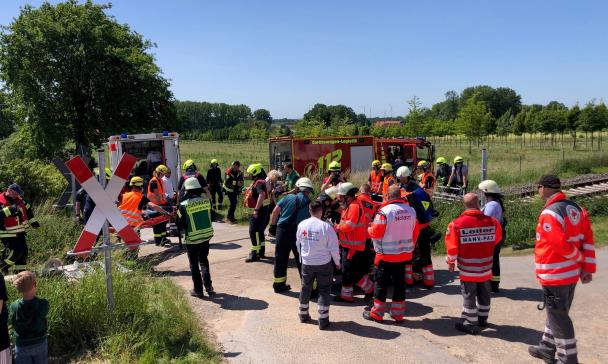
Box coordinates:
[66,153,141,254]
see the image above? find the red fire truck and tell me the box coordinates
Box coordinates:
[268,136,434,175]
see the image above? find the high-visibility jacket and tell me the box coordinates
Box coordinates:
[534,192,595,286]
[178,196,214,244]
[382,175,396,200]
[336,199,367,251]
[0,193,33,238]
[118,191,145,227]
[369,169,383,194]
[224,167,244,193]
[445,209,502,282]
[148,176,167,205]
[400,184,433,228]
[356,193,378,239]
[368,199,419,264]
[420,172,435,191]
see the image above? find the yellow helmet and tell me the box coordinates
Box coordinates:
[210,159,218,165]
[372,160,381,167]
[183,159,195,170]
[246,163,263,176]
[129,176,144,187]
[417,160,427,167]
[328,161,341,172]
[155,164,170,174]
[381,163,393,172]
[454,156,464,164]
[436,157,447,165]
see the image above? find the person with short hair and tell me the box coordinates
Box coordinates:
[9,271,49,364]
[283,162,299,192]
[296,201,341,330]
[206,159,223,211]
[223,161,243,224]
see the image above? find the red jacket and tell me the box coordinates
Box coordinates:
[445,209,502,282]
[0,193,31,237]
[368,199,420,264]
[535,192,595,286]
[368,170,383,194]
[335,199,367,251]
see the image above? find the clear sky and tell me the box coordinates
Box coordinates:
[1,0,607,118]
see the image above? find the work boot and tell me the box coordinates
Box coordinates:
[455,322,481,335]
[299,314,311,323]
[245,252,260,263]
[362,310,383,323]
[528,346,556,364]
[190,290,204,299]
[363,292,374,302]
[273,283,292,293]
[162,238,171,246]
[478,317,488,327]
[206,286,216,296]
[259,246,266,259]
[491,281,500,293]
[319,318,330,330]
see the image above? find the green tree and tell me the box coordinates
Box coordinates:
[455,98,493,148]
[566,105,581,150]
[253,108,272,123]
[0,1,176,158]
[0,90,15,139]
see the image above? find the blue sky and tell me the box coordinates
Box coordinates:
[1,1,607,118]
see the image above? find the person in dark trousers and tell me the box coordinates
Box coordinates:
[10,271,49,364]
[245,164,269,262]
[296,201,341,330]
[479,180,507,293]
[268,178,314,292]
[179,177,215,298]
[206,159,224,211]
[0,271,10,363]
[223,161,244,224]
[434,157,452,187]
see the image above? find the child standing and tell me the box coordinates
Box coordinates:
[296,201,341,330]
[9,271,49,364]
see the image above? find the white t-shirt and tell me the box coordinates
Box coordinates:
[162,176,175,197]
[482,200,503,220]
[296,217,340,266]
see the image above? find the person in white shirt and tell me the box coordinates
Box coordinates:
[479,180,507,293]
[162,168,176,202]
[296,201,341,330]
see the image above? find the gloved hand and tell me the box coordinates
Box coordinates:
[30,221,40,229]
[268,224,277,237]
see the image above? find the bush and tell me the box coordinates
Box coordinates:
[0,158,66,203]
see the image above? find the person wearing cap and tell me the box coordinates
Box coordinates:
[321,161,346,191]
[178,159,211,201]
[0,184,39,273]
[335,182,375,303]
[368,160,384,197]
[223,161,243,224]
[282,162,300,193]
[380,163,396,201]
[268,177,314,293]
[245,163,269,262]
[178,177,215,298]
[479,180,507,293]
[206,159,224,212]
[416,160,436,196]
[528,174,595,364]
[448,156,468,193]
[435,157,452,187]
[445,193,502,335]
[118,177,172,228]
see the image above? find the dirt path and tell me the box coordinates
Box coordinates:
[140,223,607,364]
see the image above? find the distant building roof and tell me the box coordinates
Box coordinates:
[374,119,402,127]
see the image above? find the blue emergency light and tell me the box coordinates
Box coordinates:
[120,133,127,139]
[162,130,169,136]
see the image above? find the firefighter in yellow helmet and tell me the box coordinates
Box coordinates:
[368,160,383,198]
[448,156,468,194]
[434,157,452,187]
[148,165,171,246]
[321,161,346,191]
[416,160,436,196]
[380,163,395,201]
[245,163,269,262]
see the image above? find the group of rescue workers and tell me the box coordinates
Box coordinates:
[0,153,595,364]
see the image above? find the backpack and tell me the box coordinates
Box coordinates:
[243,179,265,208]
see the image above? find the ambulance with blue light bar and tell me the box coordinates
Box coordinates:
[107,131,182,186]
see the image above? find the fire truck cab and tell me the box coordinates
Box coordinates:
[269,136,434,176]
[107,131,181,187]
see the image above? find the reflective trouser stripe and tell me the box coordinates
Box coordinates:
[340,286,354,300]
[491,276,500,282]
[318,305,329,319]
[477,304,490,317]
[273,276,287,283]
[299,303,309,315]
[422,265,434,285]
[405,264,413,284]
[357,276,374,294]
[370,299,385,320]
[389,301,406,320]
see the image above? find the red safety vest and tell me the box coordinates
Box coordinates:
[118,191,145,227]
[369,170,383,194]
[336,199,367,251]
[534,192,595,286]
[0,193,28,237]
[445,209,502,282]
[368,199,419,264]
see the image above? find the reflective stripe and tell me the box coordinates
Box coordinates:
[541,209,565,228]
[273,276,287,283]
[458,256,493,264]
[341,239,366,247]
[585,257,596,264]
[374,239,414,255]
[563,249,581,260]
[459,270,492,277]
[446,254,458,262]
[566,234,584,242]
[299,304,309,309]
[582,244,595,251]
[537,268,581,281]
[535,260,578,270]
[477,304,490,310]
[462,307,477,314]
[556,348,577,355]
[458,264,493,272]
[491,276,500,282]
[554,338,577,345]
[2,207,10,217]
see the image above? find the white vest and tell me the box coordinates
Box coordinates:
[373,202,417,255]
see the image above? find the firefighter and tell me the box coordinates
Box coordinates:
[148,165,171,246]
[368,160,383,200]
[445,193,502,335]
[0,184,39,273]
[245,163,269,262]
[479,180,507,293]
[321,161,345,191]
[206,159,223,211]
[435,157,452,187]
[357,183,380,274]
[118,177,172,228]
[318,186,341,224]
[528,175,595,364]
[268,178,314,293]
[223,161,243,224]
[448,156,468,193]
[396,166,437,288]
[417,160,436,196]
[334,183,374,303]
[178,177,215,298]
[363,185,418,323]
[178,159,211,200]
[380,163,396,201]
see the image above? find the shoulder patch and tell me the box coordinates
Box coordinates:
[542,223,552,232]
[566,205,581,225]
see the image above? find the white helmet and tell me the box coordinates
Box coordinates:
[395,166,411,178]
[337,182,357,196]
[479,180,501,194]
[295,177,314,190]
[324,186,339,200]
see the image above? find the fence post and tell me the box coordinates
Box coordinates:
[97,148,115,312]
[481,148,488,207]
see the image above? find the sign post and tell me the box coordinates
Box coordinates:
[481,148,488,207]
[97,149,115,311]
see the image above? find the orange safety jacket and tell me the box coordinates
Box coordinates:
[336,199,367,252]
[420,172,436,192]
[534,192,595,286]
[368,199,420,265]
[0,193,30,238]
[445,209,502,282]
[369,169,383,194]
[148,176,167,205]
[118,191,145,227]
[356,193,378,239]
[382,175,396,200]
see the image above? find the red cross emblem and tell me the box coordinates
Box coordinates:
[302,230,308,237]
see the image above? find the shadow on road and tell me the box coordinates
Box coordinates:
[328,320,401,340]
[223,352,242,358]
[210,242,241,250]
[497,287,544,302]
[406,301,434,317]
[209,293,269,311]
[137,245,185,268]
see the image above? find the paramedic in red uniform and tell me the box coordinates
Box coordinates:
[528,175,595,364]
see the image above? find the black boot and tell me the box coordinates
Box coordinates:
[478,317,488,327]
[259,246,266,259]
[528,346,556,364]
[455,322,481,335]
[245,251,260,263]
[491,281,500,293]
[206,286,216,296]
[190,289,204,298]
[319,318,330,330]
[299,314,311,323]
[273,283,292,293]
